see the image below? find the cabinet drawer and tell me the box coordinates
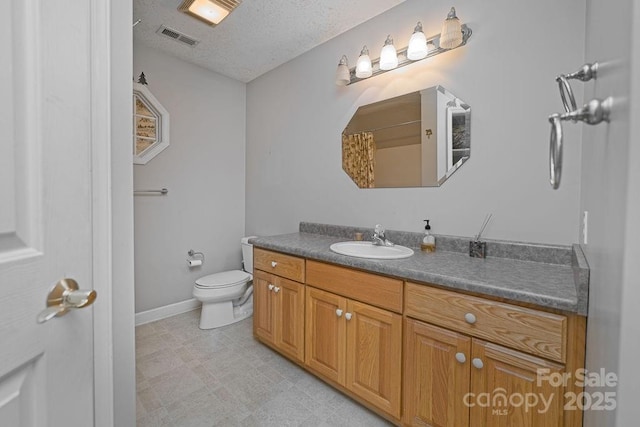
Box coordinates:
[254,248,305,282]
[306,261,403,313]
[405,282,567,363]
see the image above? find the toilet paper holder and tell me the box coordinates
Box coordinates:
[187,249,205,267]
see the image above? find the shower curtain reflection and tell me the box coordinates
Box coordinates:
[342,131,376,188]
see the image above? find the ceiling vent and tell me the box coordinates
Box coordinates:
[156,25,200,47]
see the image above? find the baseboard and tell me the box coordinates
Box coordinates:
[135,298,201,326]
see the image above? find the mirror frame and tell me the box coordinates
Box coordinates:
[133,82,170,165]
[440,98,471,185]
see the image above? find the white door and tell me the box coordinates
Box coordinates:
[0,0,103,425]
[580,1,639,426]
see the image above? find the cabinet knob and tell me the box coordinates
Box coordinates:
[336,309,343,317]
[455,352,467,364]
[274,286,280,293]
[271,261,278,268]
[464,312,477,324]
[268,284,274,291]
[472,358,484,369]
[345,312,352,321]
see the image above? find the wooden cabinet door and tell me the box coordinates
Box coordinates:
[305,287,347,385]
[470,339,565,427]
[274,277,305,363]
[253,270,275,344]
[403,319,471,427]
[346,300,403,419]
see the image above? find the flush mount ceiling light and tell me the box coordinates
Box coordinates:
[335,6,472,86]
[178,0,241,26]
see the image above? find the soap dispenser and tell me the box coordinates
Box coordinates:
[421,220,436,252]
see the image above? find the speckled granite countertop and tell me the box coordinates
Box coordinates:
[251,223,589,315]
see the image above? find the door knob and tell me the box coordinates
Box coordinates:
[336,309,343,317]
[345,312,352,321]
[268,284,274,291]
[271,261,278,268]
[273,286,280,293]
[37,278,97,324]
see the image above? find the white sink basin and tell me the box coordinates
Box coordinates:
[329,241,414,260]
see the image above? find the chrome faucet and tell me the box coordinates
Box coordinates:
[372,224,394,246]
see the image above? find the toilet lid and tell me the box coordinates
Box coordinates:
[196,270,251,288]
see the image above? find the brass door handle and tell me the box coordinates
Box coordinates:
[37,278,97,323]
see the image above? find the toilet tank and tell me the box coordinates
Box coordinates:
[241,236,257,274]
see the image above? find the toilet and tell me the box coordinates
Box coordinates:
[192,236,255,329]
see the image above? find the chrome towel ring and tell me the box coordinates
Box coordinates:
[548,97,612,189]
[556,76,577,113]
[548,62,606,189]
[548,114,563,189]
[556,63,599,113]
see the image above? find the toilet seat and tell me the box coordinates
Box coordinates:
[195,270,251,289]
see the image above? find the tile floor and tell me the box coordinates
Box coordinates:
[136,310,392,426]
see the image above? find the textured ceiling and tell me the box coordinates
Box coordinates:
[133,0,406,83]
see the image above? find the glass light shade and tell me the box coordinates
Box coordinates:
[440,7,463,49]
[355,46,373,78]
[335,55,350,86]
[407,22,428,61]
[379,35,398,70]
[184,0,230,25]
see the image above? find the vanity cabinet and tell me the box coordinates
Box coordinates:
[403,318,471,426]
[253,250,305,363]
[254,248,305,283]
[252,247,586,427]
[403,282,585,427]
[305,261,403,419]
[404,318,565,426]
[469,338,565,426]
[304,287,345,383]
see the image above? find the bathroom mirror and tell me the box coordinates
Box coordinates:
[342,85,470,188]
[133,82,170,165]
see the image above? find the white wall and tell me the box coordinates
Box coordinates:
[133,42,246,313]
[246,0,585,244]
[581,0,640,425]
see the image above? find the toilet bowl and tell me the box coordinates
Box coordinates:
[193,237,256,329]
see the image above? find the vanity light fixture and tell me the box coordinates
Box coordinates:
[407,22,428,60]
[335,55,350,86]
[335,6,471,86]
[426,39,436,53]
[379,35,398,70]
[355,46,373,79]
[439,7,463,49]
[178,0,241,26]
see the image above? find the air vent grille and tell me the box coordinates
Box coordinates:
[156,26,200,47]
[216,0,241,11]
